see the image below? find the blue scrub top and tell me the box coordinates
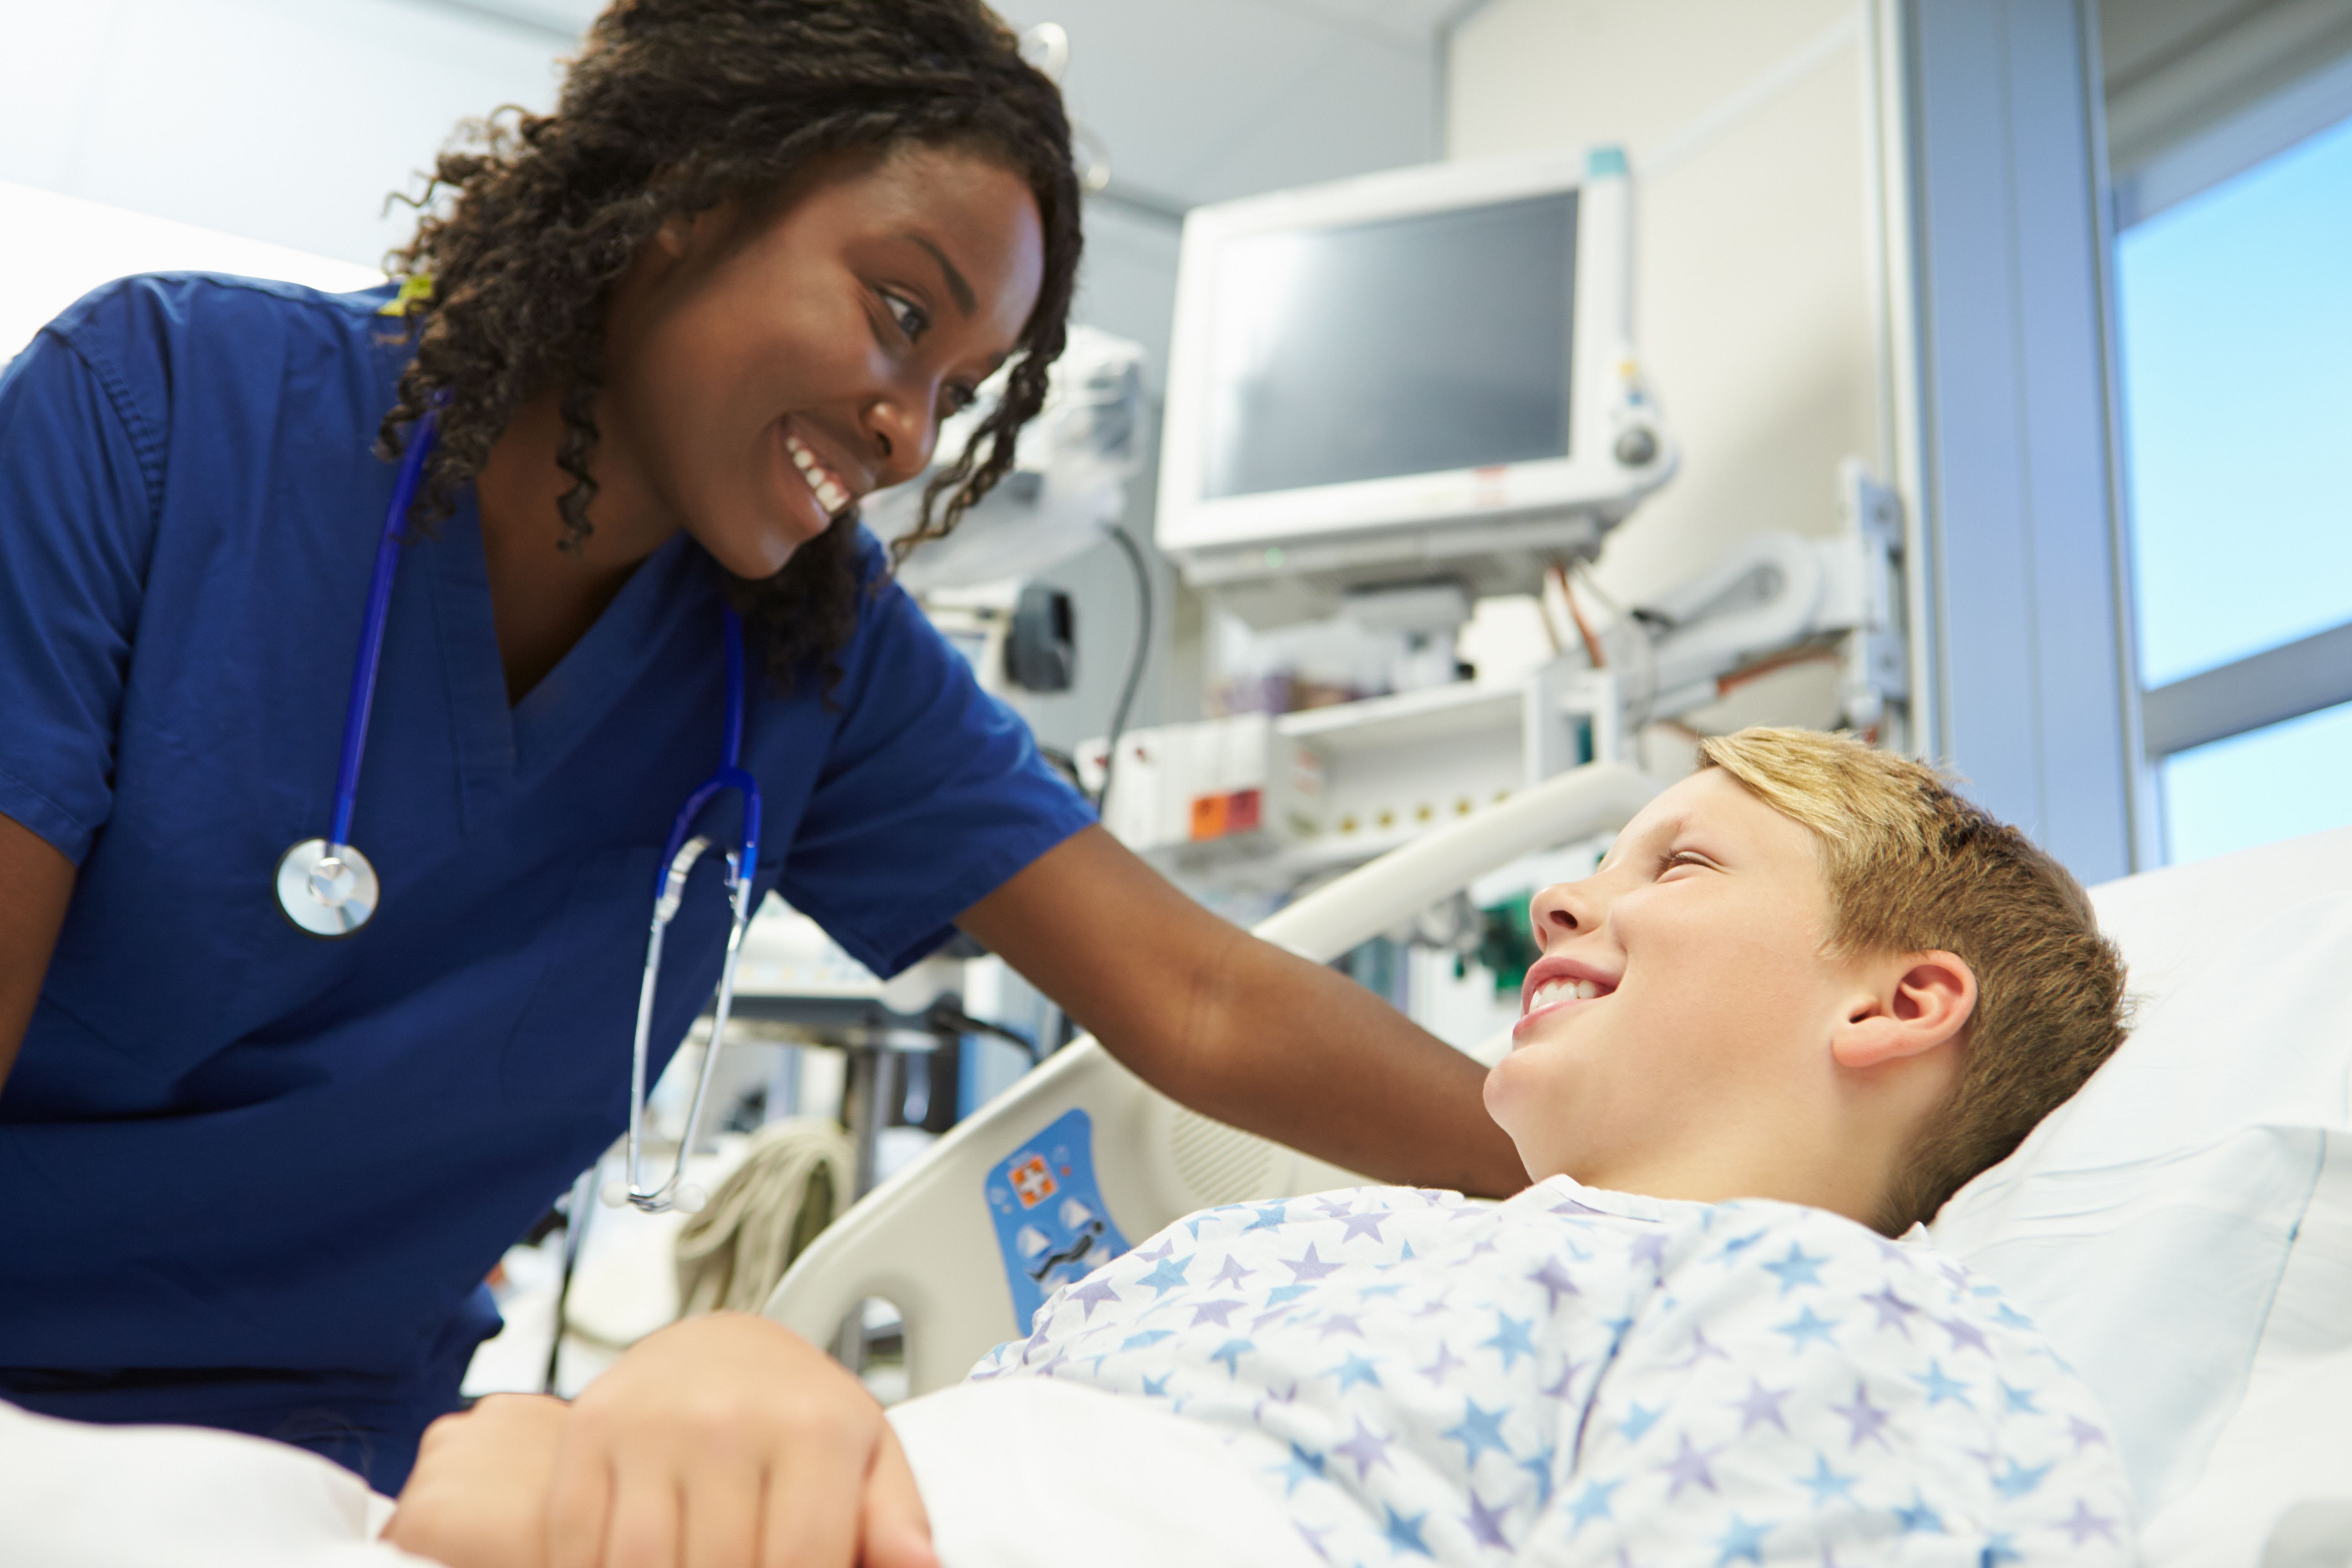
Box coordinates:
[0,274,1093,1482]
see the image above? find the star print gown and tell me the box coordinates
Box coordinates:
[966,1176,2135,1566]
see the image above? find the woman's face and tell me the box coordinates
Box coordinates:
[600,142,1048,578]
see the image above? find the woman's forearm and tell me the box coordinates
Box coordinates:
[959,825,1529,1198]
[1171,925,1529,1197]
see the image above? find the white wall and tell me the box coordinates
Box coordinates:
[1447,0,1882,735]
[0,0,573,270]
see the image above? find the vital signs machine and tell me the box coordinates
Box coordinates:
[1156,146,1674,629]
[1124,145,1912,888]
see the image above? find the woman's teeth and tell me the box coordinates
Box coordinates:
[1526,977,1606,1013]
[785,433,851,515]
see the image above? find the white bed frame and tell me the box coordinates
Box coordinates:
[763,761,1659,1394]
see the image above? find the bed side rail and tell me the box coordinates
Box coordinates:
[763,761,1657,1393]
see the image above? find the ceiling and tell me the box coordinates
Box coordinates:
[421,0,1479,215]
[2102,0,2352,167]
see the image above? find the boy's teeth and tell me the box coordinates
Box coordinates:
[1527,977,1605,1013]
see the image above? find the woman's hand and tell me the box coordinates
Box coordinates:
[387,1393,570,1568]
[546,1313,936,1568]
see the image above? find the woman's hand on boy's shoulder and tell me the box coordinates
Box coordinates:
[388,1313,938,1568]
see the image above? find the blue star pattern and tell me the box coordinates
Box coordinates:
[964,1178,2134,1566]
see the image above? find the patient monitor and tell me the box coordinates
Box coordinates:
[1156,146,1674,629]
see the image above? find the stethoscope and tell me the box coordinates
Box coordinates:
[274,413,760,1214]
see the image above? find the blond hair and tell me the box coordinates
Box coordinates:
[1695,727,2127,1231]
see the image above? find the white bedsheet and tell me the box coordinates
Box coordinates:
[891,1379,1320,1568]
[0,1384,1313,1568]
[0,1400,424,1568]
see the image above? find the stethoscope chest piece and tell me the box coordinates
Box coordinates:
[275,838,380,938]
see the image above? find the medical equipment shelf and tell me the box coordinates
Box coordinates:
[1089,660,1613,896]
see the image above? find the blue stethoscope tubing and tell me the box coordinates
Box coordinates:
[272,410,762,1214]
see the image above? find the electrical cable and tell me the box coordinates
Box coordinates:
[1550,563,1607,669]
[1094,525,1153,812]
[922,996,1044,1066]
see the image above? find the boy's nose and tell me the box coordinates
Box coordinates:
[1529,879,1603,945]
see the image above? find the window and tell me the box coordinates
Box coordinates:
[2115,102,2352,864]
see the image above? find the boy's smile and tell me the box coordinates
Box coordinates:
[1515,954,1620,1034]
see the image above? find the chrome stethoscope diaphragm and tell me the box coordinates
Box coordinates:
[274,412,437,940]
[277,401,764,1216]
[274,839,382,937]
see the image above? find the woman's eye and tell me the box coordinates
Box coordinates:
[942,382,978,415]
[882,291,929,342]
[1658,851,1708,876]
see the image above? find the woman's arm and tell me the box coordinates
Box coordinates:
[958,824,1528,1198]
[0,812,73,1095]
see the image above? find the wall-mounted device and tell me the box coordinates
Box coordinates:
[1156,146,1675,629]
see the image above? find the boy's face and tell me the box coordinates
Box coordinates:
[1484,767,1872,1195]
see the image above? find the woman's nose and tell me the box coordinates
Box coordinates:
[863,389,941,490]
[1528,879,1602,947]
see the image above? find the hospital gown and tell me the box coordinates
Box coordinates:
[969,1177,2134,1565]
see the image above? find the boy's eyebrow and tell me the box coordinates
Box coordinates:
[902,232,977,317]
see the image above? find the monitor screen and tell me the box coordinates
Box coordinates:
[1200,191,1578,502]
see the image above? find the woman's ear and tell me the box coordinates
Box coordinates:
[653,210,696,259]
[1830,950,1977,1070]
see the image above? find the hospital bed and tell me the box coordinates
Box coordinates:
[766,763,2352,1567]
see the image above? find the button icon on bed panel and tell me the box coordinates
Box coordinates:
[1009,1152,1058,1208]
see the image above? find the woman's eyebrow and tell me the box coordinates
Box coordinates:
[901,232,977,317]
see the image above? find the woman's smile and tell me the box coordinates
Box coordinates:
[773,418,865,543]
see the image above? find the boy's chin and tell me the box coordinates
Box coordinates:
[1485,1049,1606,1187]
[1480,1060,1544,1171]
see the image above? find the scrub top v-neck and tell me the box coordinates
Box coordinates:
[0,274,1093,1486]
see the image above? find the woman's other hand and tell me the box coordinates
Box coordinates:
[387,1392,569,1568]
[547,1312,937,1568]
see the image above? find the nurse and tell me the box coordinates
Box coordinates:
[0,0,1522,1492]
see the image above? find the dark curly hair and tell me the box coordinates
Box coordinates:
[376,0,1082,690]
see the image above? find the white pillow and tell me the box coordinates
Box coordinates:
[2138,1130,2352,1568]
[1930,887,2352,1517]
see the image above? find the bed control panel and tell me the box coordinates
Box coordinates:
[984,1107,1131,1331]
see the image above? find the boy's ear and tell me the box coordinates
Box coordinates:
[1829,950,1977,1070]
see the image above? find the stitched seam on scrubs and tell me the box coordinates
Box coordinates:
[46,331,166,521]
[0,757,92,864]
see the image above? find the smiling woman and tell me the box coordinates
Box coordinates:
[472,141,1051,700]
[0,0,1529,1512]
[384,0,1083,696]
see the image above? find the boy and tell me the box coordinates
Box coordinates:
[389,728,2135,1568]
